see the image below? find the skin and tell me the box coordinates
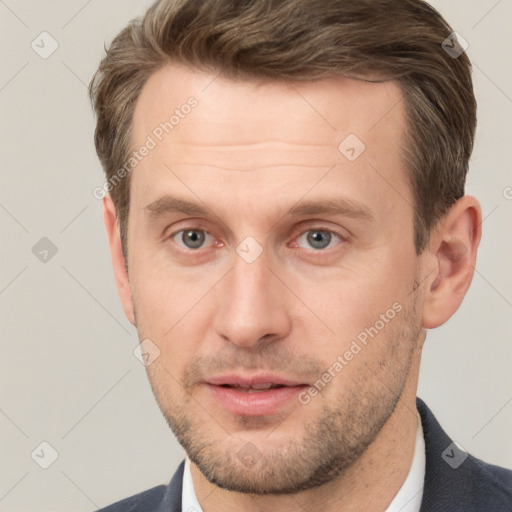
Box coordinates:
[104,63,482,512]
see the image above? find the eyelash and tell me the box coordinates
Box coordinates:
[168,225,345,253]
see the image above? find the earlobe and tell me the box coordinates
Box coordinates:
[422,196,482,329]
[103,196,135,326]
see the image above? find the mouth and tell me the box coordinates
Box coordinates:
[217,382,287,393]
[203,374,309,416]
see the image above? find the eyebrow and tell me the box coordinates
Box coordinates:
[144,195,374,222]
[145,196,210,217]
[286,197,374,221]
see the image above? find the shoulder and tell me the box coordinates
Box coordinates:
[417,397,512,511]
[464,455,512,507]
[95,460,185,512]
[96,485,167,512]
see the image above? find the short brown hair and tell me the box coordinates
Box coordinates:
[89,0,476,256]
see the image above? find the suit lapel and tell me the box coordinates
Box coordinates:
[419,397,478,511]
[158,460,185,512]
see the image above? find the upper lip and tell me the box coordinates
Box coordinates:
[205,373,307,388]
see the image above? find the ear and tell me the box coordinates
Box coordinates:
[103,196,135,326]
[422,195,482,329]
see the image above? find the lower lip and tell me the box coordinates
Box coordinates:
[205,384,308,416]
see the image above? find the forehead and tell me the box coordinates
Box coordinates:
[132,63,405,155]
[129,63,409,220]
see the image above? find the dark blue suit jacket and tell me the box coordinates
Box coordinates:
[97,398,512,511]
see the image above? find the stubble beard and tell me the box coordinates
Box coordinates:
[141,294,421,495]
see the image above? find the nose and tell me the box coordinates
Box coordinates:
[212,250,292,349]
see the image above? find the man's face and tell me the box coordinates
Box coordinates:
[125,64,425,493]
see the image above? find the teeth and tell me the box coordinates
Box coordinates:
[251,383,273,389]
[225,383,280,392]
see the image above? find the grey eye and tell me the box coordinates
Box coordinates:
[296,229,341,250]
[306,230,332,249]
[179,229,207,249]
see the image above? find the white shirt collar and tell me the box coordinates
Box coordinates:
[182,415,425,512]
[182,456,203,512]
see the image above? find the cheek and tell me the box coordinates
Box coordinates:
[131,256,204,325]
[130,262,215,373]
[293,250,416,351]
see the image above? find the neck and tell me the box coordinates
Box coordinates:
[191,351,422,512]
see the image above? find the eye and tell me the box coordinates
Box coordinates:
[296,229,342,250]
[172,229,213,250]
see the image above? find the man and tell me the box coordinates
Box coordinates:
[89,0,512,510]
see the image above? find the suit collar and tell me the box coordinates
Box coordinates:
[157,459,184,512]
[417,397,512,511]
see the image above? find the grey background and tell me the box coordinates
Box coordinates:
[1,1,511,510]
